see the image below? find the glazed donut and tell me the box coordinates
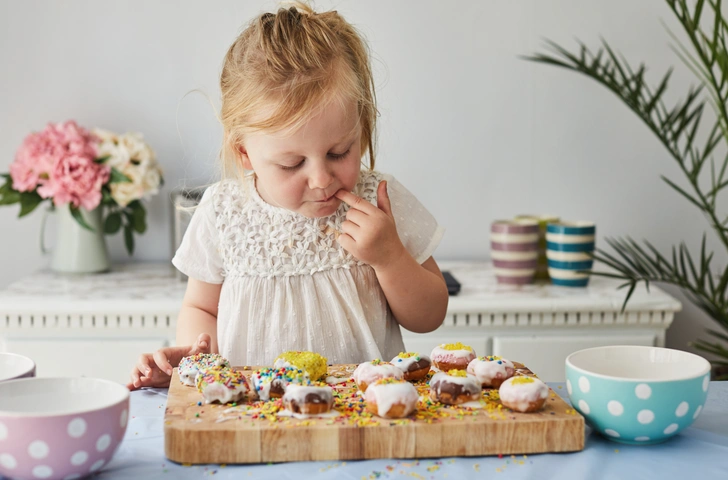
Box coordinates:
[195,367,251,404]
[390,352,432,382]
[282,383,334,415]
[498,376,549,413]
[178,353,230,387]
[364,378,419,419]
[429,369,481,405]
[352,359,404,392]
[430,343,476,371]
[250,366,310,401]
[466,355,515,388]
[273,351,328,381]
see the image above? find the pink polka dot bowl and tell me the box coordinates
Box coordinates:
[566,345,711,445]
[0,353,36,382]
[0,377,129,480]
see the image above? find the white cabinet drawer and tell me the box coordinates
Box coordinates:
[493,334,657,382]
[1,338,170,384]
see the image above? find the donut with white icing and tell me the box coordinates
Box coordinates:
[178,353,230,387]
[498,376,549,413]
[365,378,419,419]
[390,352,432,382]
[282,383,334,415]
[430,343,476,371]
[352,360,404,392]
[250,366,310,401]
[467,356,515,388]
[195,367,252,404]
[273,351,328,381]
[429,370,481,405]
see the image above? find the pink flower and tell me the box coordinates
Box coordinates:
[11,121,110,210]
[38,153,110,210]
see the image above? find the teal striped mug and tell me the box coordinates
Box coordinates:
[546,221,596,287]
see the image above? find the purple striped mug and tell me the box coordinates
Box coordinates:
[490,219,540,285]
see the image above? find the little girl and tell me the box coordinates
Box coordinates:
[128,2,448,390]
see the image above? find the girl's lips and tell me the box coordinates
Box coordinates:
[315,194,336,203]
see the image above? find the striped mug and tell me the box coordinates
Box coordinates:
[546,221,596,287]
[514,214,560,281]
[490,220,540,285]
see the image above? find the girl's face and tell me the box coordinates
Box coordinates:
[239,99,362,218]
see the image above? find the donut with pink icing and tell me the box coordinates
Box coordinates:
[467,356,515,388]
[365,378,419,419]
[429,369,481,405]
[352,359,404,392]
[498,376,549,413]
[430,342,476,371]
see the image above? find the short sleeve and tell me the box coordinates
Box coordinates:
[171,186,224,284]
[382,174,445,264]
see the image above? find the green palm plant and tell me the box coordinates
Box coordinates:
[527,0,728,379]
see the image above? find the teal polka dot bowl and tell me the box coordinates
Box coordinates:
[565,345,711,445]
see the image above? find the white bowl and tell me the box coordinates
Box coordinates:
[0,352,36,382]
[0,377,130,479]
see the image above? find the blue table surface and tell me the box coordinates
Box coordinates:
[76,382,728,479]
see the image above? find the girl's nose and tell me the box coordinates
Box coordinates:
[308,163,334,190]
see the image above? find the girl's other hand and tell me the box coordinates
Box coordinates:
[335,180,406,270]
[126,332,211,391]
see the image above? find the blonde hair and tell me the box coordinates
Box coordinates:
[219,1,377,180]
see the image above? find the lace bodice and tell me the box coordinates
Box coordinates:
[212,170,382,278]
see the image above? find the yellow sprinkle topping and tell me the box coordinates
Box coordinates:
[396,352,419,359]
[441,342,472,352]
[447,369,468,378]
[510,376,535,385]
[373,377,408,386]
[275,351,328,381]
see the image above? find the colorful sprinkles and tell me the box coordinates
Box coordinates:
[195,367,249,393]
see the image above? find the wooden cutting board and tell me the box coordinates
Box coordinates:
[164,363,584,464]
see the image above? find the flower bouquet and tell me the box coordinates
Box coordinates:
[0,120,163,255]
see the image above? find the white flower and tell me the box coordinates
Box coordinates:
[92,128,118,144]
[94,129,163,206]
[142,167,162,197]
[110,164,145,207]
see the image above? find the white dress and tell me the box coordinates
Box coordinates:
[172,169,444,366]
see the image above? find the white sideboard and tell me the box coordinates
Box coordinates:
[403,262,682,381]
[0,261,681,383]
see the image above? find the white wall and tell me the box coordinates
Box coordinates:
[1,0,726,356]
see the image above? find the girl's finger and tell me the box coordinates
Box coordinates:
[137,355,153,376]
[340,220,361,237]
[336,233,356,253]
[334,190,376,215]
[190,333,212,355]
[129,368,142,390]
[345,208,367,226]
[153,350,174,376]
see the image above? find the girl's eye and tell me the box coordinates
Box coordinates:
[328,148,350,160]
[280,160,304,171]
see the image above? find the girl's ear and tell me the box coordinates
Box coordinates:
[238,145,254,171]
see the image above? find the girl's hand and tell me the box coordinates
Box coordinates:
[126,333,211,391]
[334,180,406,270]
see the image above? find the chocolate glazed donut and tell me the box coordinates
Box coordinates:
[282,385,334,415]
[403,358,431,382]
[429,374,481,405]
